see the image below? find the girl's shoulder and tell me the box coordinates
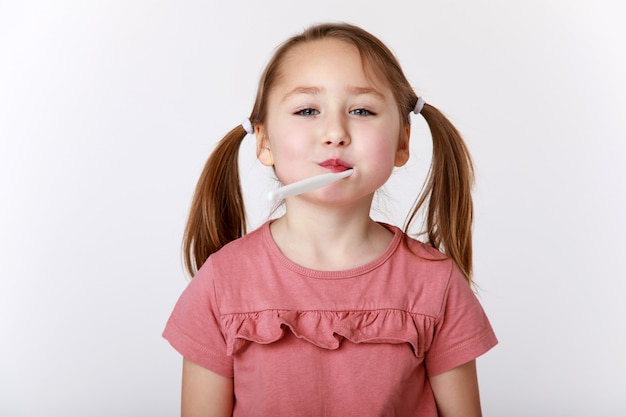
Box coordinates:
[212,221,271,258]
[383,223,450,264]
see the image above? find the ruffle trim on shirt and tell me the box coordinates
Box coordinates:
[221,309,435,358]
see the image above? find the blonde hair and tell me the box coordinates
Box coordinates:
[183,23,475,283]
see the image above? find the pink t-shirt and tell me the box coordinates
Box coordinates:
[163,222,497,416]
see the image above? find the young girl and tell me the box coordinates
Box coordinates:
[163,23,497,417]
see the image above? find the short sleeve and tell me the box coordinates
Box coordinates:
[162,259,234,377]
[424,264,498,376]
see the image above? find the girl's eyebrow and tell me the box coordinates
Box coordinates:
[281,86,385,102]
[281,86,321,102]
[347,86,385,99]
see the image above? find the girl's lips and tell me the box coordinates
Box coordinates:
[319,158,352,172]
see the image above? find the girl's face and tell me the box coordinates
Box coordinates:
[256,38,410,205]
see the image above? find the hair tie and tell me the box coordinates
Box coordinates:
[413,97,425,115]
[242,119,254,135]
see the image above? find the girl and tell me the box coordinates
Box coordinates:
[163,23,497,417]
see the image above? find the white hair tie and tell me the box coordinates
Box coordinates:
[242,119,254,135]
[413,97,425,115]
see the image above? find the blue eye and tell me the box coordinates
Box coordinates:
[350,108,374,116]
[295,108,319,116]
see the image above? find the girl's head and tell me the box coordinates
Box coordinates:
[253,34,412,204]
[184,23,475,286]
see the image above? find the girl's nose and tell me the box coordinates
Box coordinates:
[321,114,351,147]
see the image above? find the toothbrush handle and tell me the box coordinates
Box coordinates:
[267,169,353,201]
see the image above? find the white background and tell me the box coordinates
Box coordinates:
[1,0,625,415]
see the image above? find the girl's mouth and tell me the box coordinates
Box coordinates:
[319,158,352,172]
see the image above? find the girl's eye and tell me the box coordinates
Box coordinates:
[350,108,375,116]
[295,108,319,116]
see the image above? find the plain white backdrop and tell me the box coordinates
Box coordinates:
[1,0,625,415]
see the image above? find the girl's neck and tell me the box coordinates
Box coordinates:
[269,199,394,271]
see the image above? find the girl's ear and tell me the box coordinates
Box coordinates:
[394,124,411,167]
[255,125,274,166]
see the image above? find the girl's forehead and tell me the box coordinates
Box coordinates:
[286,38,356,58]
[274,39,390,94]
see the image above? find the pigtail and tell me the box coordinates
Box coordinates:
[182,125,248,276]
[405,104,475,284]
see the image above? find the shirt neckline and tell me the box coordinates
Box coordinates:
[261,220,403,280]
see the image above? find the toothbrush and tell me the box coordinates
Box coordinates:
[267,169,354,201]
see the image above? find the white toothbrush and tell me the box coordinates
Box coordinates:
[267,169,354,201]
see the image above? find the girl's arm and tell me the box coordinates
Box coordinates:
[181,358,233,417]
[429,360,482,417]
